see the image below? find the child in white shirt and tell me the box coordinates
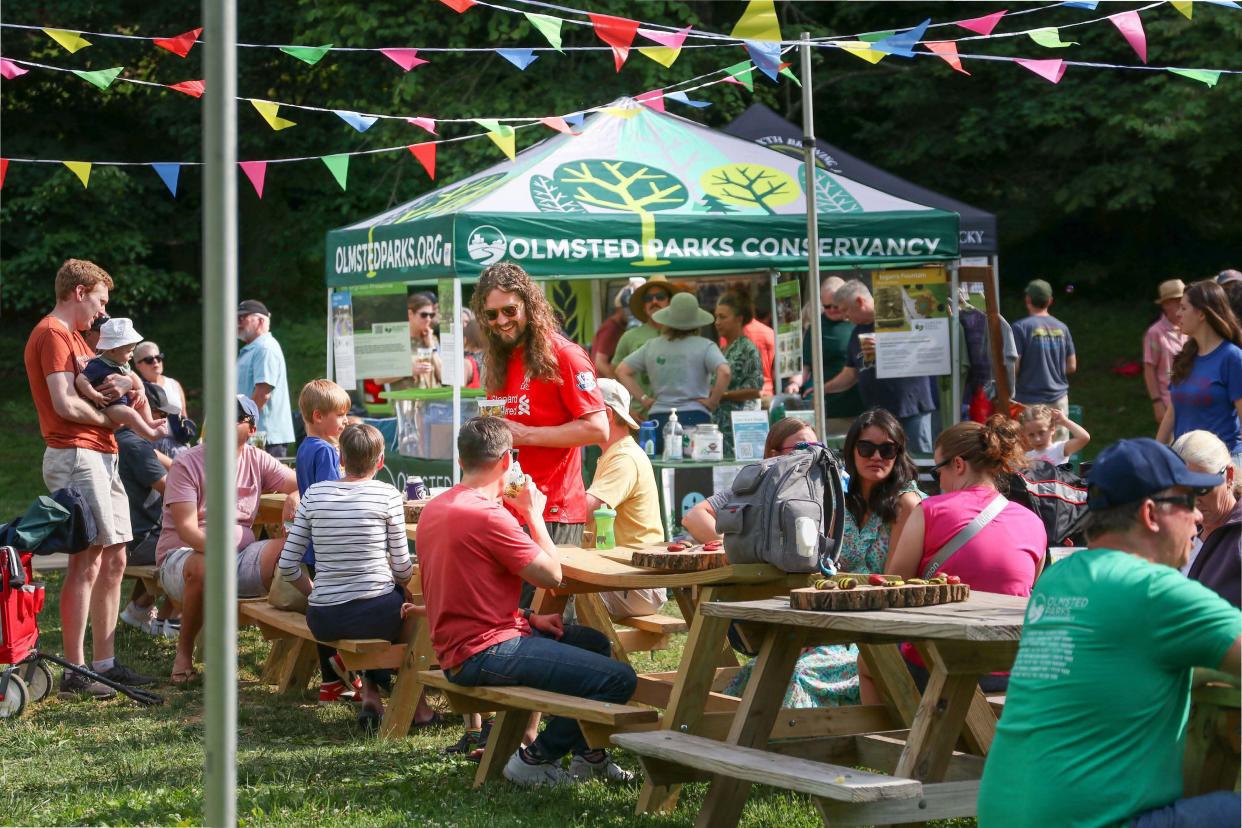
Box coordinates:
[1020,404,1091,466]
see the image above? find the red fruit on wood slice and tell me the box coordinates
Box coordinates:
[702,541,722,551]
[946,575,962,585]
[667,543,687,552]
[867,574,887,587]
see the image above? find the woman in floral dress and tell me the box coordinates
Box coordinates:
[712,291,763,456]
[726,408,923,707]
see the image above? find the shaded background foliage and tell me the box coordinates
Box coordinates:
[1,0,1239,321]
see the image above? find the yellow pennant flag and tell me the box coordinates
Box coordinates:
[475,120,516,160]
[250,100,296,131]
[44,28,91,53]
[638,46,681,68]
[837,41,887,65]
[63,161,92,188]
[730,0,781,43]
[1172,0,1193,19]
[600,106,641,119]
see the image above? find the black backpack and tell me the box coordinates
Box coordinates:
[1008,461,1089,548]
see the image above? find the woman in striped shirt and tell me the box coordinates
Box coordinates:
[279,423,414,729]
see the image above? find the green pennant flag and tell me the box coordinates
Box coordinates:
[321,154,349,190]
[724,60,755,92]
[780,65,801,87]
[859,30,896,43]
[72,66,124,90]
[1028,28,1078,49]
[1168,67,1221,87]
[281,44,333,65]
[525,12,563,51]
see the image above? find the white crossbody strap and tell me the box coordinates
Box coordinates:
[922,493,1008,579]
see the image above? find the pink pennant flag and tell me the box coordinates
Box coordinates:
[153,27,202,58]
[407,143,436,179]
[958,10,1007,36]
[1015,58,1066,84]
[539,116,578,135]
[589,13,640,71]
[406,117,437,135]
[924,41,971,75]
[439,0,476,12]
[635,90,665,112]
[1109,10,1147,63]
[637,25,692,49]
[0,58,29,79]
[169,79,205,97]
[239,161,268,198]
[381,48,427,72]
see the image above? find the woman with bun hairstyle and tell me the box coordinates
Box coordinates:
[711,290,764,456]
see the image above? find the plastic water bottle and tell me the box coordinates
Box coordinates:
[662,409,683,462]
[638,420,658,457]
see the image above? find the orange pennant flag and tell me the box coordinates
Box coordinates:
[539,116,577,135]
[924,41,971,75]
[407,143,436,179]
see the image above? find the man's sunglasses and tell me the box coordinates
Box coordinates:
[417,311,435,319]
[644,292,670,303]
[483,304,520,322]
[822,303,837,311]
[138,354,165,365]
[1150,493,1199,511]
[856,440,899,460]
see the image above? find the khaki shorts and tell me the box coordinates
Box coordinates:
[43,446,132,548]
[159,541,268,605]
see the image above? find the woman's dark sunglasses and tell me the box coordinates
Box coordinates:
[855,440,899,460]
[644,292,670,303]
[483,304,520,322]
[930,456,954,477]
[139,354,165,365]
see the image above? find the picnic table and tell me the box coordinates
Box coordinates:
[255,492,417,541]
[619,592,1027,825]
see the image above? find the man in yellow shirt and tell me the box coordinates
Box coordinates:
[587,379,666,618]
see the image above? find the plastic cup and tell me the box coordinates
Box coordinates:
[593,507,617,550]
[858,333,877,368]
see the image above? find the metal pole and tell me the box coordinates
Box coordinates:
[949,262,961,427]
[203,1,238,825]
[452,278,463,484]
[800,32,826,441]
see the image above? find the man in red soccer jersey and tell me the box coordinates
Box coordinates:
[471,262,608,548]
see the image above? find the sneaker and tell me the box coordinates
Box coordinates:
[120,602,156,632]
[58,668,117,700]
[502,749,576,788]
[318,680,357,704]
[444,729,481,755]
[328,653,363,695]
[150,618,182,640]
[100,661,156,687]
[569,752,637,783]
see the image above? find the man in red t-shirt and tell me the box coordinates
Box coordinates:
[470,262,607,547]
[418,416,637,786]
[23,259,155,697]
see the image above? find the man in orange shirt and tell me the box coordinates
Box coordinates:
[23,259,155,698]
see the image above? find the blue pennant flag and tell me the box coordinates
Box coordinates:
[742,40,782,81]
[152,163,180,197]
[665,91,712,108]
[873,18,931,58]
[497,48,539,70]
[1063,1,1099,8]
[564,112,586,129]
[334,110,379,132]
[1203,0,1240,7]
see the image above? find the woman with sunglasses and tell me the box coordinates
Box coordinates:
[610,277,682,398]
[134,340,186,416]
[1171,430,1241,607]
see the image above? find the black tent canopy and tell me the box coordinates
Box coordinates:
[724,103,998,256]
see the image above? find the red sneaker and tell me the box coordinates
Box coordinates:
[318,680,357,705]
[329,653,364,696]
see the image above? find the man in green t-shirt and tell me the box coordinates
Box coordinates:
[979,438,1241,828]
[784,276,863,433]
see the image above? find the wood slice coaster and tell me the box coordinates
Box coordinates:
[789,582,971,611]
[630,545,727,571]
[403,499,429,524]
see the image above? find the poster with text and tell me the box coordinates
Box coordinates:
[873,266,951,379]
[773,279,803,381]
[331,290,356,389]
[350,283,412,379]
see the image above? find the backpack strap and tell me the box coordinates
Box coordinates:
[818,449,847,576]
[922,493,1008,579]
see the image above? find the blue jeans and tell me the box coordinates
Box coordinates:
[306,585,404,687]
[899,412,933,455]
[447,625,637,760]
[1131,792,1240,827]
[650,409,711,456]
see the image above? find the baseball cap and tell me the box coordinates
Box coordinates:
[596,378,640,430]
[236,394,261,422]
[142,381,181,416]
[1215,269,1242,285]
[1024,279,1053,304]
[238,299,270,317]
[1086,438,1221,510]
[89,313,112,332]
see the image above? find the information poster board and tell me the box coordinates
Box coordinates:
[331,290,356,389]
[873,266,951,379]
[350,283,412,379]
[774,279,803,380]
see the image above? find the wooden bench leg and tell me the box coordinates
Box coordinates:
[894,667,979,783]
[473,709,527,788]
[259,638,296,684]
[379,616,435,740]
[275,638,319,695]
[574,592,632,668]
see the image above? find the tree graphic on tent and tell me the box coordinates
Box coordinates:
[553,160,687,267]
[700,164,798,215]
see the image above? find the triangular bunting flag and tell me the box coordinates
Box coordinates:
[1029,28,1078,49]
[1109,11,1147,63]
[475,120,516,160]
[743,40,783,80]
[380,48,427,72]
[600,107,640,119]
[170,79,205,97]
[1168,67,1221,86]
[778,62,801,87]
[539,116,577,134]
[665,90,712,108]
[722,60,756,91]
[321,154,349,191]
[0,59,29,80]
[335,110,379,132]
[1202,0,1239,7]
[525,13,563,51]
[72,67,124,90]
[44,29,91,53]
[1063,1,1098,8]
[957,10,1006,36]
[637,45,682,67]
[1171,0,1194,17]
[0,159,9,191]
[637,25,691,67]
[564,113,586,129]
[250,100,296,130]
[859,31,896,43]
[837,42,887,64]
[63,161,92,188]
[281,44,332,65]
[407,117,437,135]
[407,143,436,178]
[439,0,476,12]
[635,90,665,112]
[153,28,202,58]
[239,161,267,198]
[497,48,539,70]
[874,18,931,57]
[1016,58,1067,83]
[731,0,782,43]
[588,13,640,71]
[924,41,971,75]
[152,163,180,196]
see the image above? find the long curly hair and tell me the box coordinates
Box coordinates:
[471,262,562,394]
[935,414,1027,491]
[1171,280,1242,385]
[843,408,918,527]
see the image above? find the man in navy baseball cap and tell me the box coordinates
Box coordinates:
[980,438,1241,828]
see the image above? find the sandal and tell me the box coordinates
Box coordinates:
[170,668,200,687]
[357,706,382,732]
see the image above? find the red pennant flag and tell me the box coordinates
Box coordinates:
[169,79,205,97]
[539,116,577,135]
[153,27,202,58]
[924,41,971,75]
[407,143,436,179]
[0,159,8,191]
[589,13,640,71]
[1109,11,1147,64]
[439,0,476,12]
[239,161,267,198]
[958,10,1007,36]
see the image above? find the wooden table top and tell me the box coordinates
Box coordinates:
[700,593,1028,642]
[257,492,418,542]
[555,546,806,590]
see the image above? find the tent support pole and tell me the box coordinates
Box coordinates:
[326,288,334,381]
[949,261,961,426]
[452,278,463,485]
[985,255,1011,412]
[800,32,826,442]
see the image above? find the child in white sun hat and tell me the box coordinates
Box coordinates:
[75,317,168,441]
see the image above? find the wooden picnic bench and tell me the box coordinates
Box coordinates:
[124,564,162,597]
